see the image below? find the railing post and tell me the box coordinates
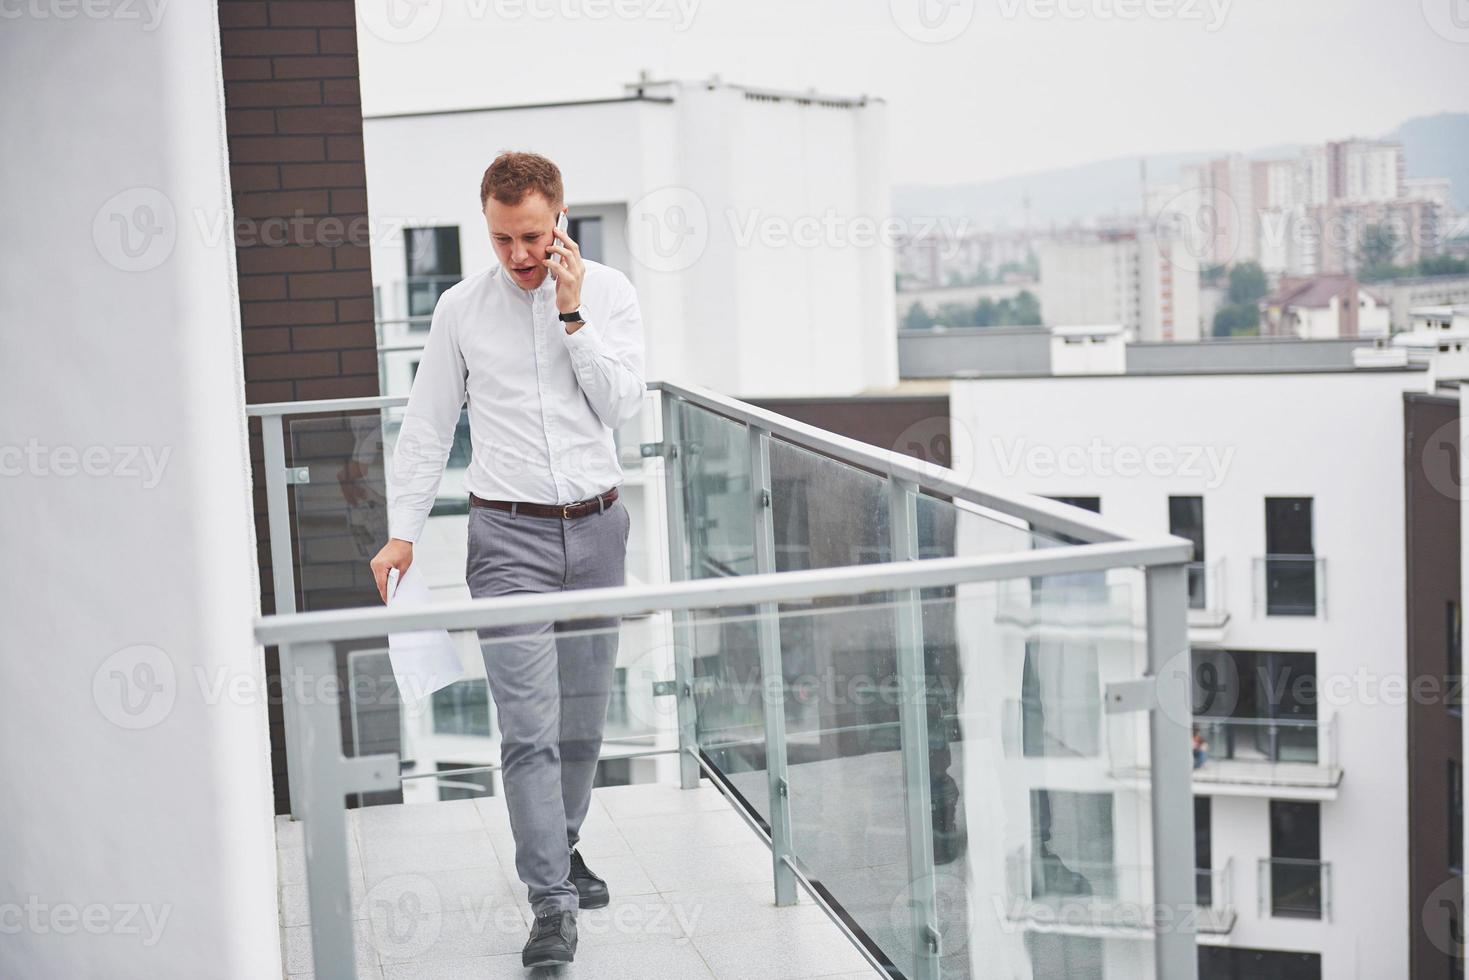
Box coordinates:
[262,413,307,821]
[749,425,798,907]
[659,392,703,790]
[1147,562,1200,980]
[285,640,399,980]
[888,477,941,979]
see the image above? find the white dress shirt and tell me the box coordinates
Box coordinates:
[387,260,646,544]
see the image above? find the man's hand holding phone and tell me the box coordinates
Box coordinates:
[370,538,414,604]
[544,210,586,324]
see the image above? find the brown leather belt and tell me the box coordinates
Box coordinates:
[469,486,618,520]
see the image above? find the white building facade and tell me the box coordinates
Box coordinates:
[362,78,897,402]
[947,364,1429,979]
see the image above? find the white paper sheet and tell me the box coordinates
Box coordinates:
[385,564,464,702]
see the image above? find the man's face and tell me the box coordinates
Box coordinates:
[485,191,563,291]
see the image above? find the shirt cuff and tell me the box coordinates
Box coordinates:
[388,507,424,545]
[561,312,603,356]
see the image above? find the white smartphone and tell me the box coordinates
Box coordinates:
[548,211,569,272]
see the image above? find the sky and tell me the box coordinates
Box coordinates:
[357,0,1469,188]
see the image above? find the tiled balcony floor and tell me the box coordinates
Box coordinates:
[275,777,881,979]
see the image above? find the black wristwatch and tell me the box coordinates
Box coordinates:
[558,309,583,323]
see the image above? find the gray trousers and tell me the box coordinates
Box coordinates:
[466,493,629,915]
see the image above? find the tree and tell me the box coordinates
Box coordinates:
[1213,304,1259,337]
[1012,290,1041,325]
[1358,223,1400,275]
[1226,262,1267,306]
[902,302,934,331]
[1419,255,1469,277]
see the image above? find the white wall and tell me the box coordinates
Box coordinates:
[0,7,278,979]
[949,370,1424,978]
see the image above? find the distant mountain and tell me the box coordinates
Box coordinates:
[1390,113,1469,208]
[895,113,1469,228]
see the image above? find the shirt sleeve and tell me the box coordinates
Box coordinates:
[561,273,646,430]
[387,294,467,543]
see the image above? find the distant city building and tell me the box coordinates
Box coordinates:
[1172,138,1451,279]
[1179,154,1261,266]
[1260,275,1390,339]
[1312,198,1440,276]
[894,227,1036,289]
[1327,138,1405,203]
[1405,176,1455,212]
[1038,230,1202,342]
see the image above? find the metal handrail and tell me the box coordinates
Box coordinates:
[256,538,1188,646]
[245,379,1153,546]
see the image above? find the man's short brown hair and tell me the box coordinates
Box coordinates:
[480,151,563,208]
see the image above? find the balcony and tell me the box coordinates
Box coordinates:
[1251,555,1326,619]
[1257,858,1332,922]
[997,853,1236,942]
[249,381,1199,980]
[1191,716,1342,800]
[1193,860,1238,938]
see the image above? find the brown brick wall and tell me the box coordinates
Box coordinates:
[220,0,381,815]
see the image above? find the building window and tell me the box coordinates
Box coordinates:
[1170,496,1206,610]
[1451,601,1463,713]
[1264,497,1316,616]
[432,679,491,737]
[607,667,630,730]
[1195,796,1213,907]
[1021,639,1101,758]
[1026,934,1104,980]
[1452,760,1463,874]
[1192,650,1318,763]
[1030,789,1114,901]
[568,215,604,264]
[1199,947,1321,980]
[404,226,462,320]
[1269,800,1323,919]
[1034,497,1107,603]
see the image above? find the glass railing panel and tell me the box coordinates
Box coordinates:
[675,400,756,580]
[1257,858,1329,921]
[285,407,470,614]
[1193,716,1319,766]
[1252,555,1325,618]
[685,602,770,819]
[771,575,1154,979]
[914,490,1074,564]
[767,436,891,570]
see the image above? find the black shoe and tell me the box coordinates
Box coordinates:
[522,910,577,968]
[570,848,609,909]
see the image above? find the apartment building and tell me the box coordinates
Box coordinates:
[362,76,897,402]
[1037,230,1202,342]
[896,327,1451,979]
[1176,139,1454,279]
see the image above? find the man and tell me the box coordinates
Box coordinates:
[369,151,645,968]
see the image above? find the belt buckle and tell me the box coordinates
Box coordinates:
[562,503,575,520]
